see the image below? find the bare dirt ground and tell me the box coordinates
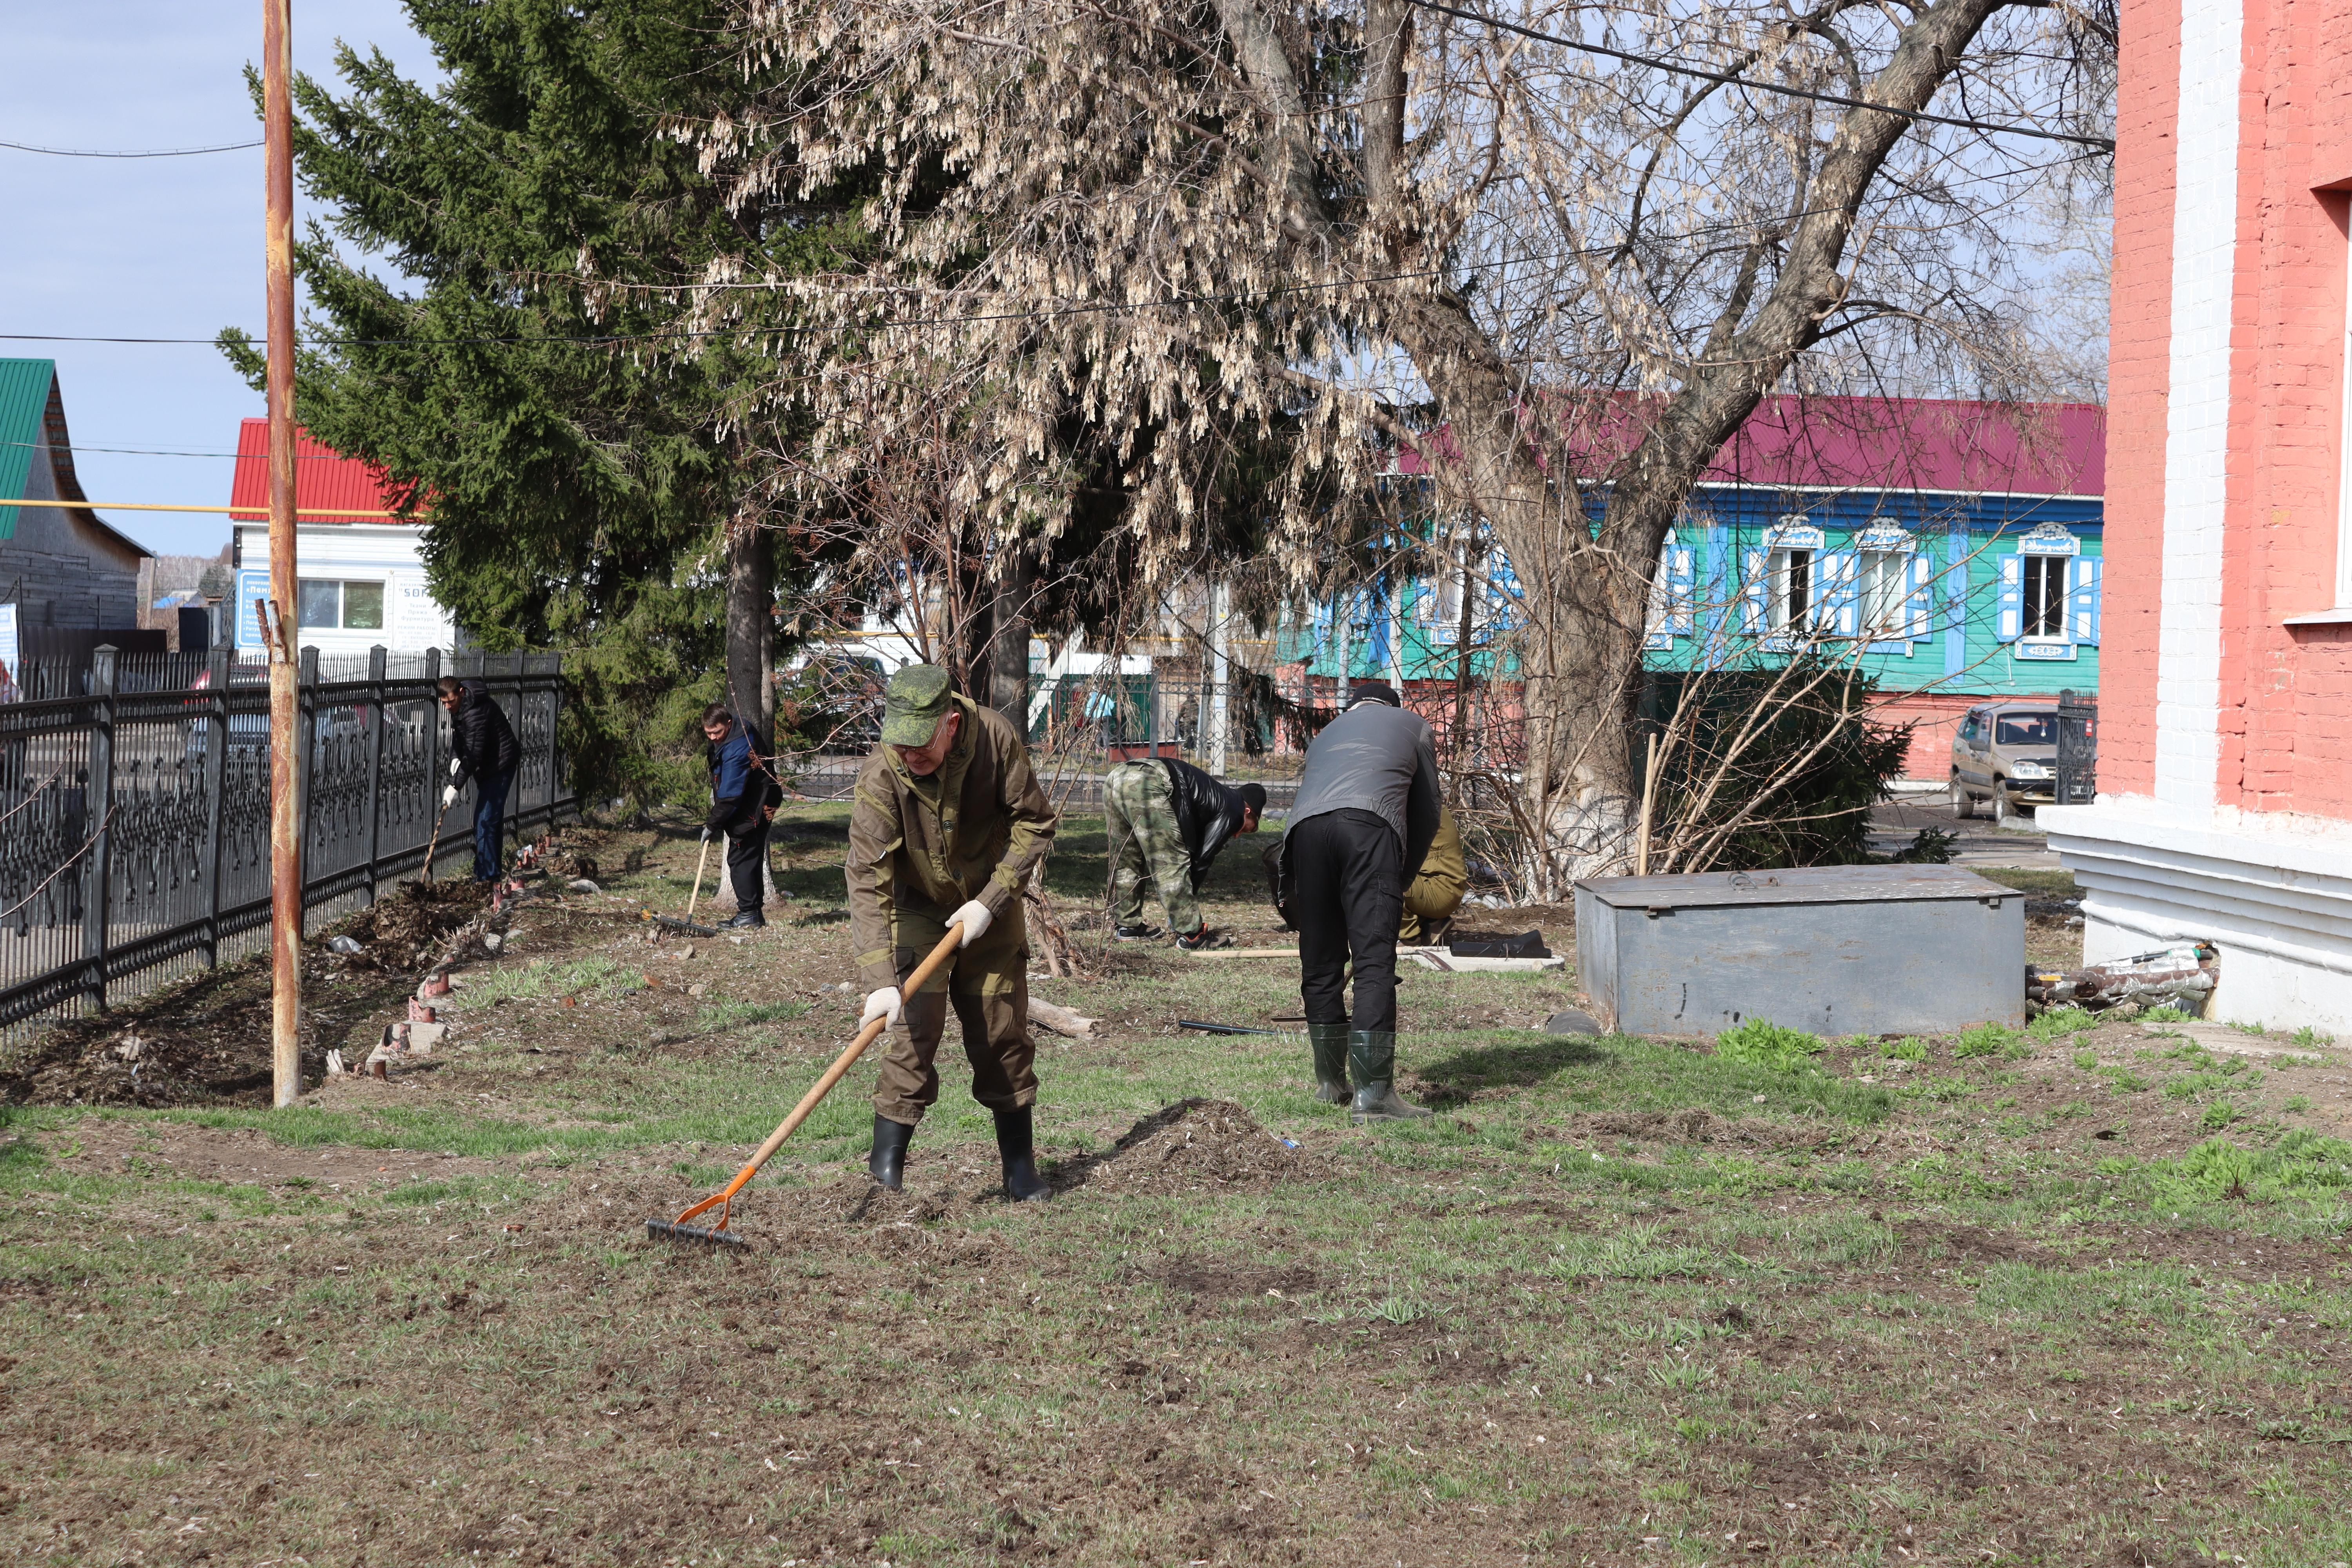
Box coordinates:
[1,808,2347,1567]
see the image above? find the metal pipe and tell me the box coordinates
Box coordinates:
[0,500,397,517]
[264,0,301,1108]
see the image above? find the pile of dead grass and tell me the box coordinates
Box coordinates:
[337,879,491,971]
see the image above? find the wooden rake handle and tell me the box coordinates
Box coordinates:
[671,918,970,1228]
[684,835,714,924]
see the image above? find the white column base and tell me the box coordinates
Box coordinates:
[2039,795,2352,1034]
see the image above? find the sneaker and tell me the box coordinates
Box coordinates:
[1175,924,1216,952]
[1114,923,1161,941]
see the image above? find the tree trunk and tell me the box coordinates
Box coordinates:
[724,513,780,913]
[723,513,772,739]
[989,546,1035,730]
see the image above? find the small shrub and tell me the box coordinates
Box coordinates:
[2290,1025,2333,1050]
[2030,1005,2099,1041]
[2156,1131,2352,1203]
[1953,1022,2020,1059]
[2200,1100,2241,1132]
[1715,1019,1825,1073]
[2072,1049,2100,1070]
[1884,1037,1929,1063]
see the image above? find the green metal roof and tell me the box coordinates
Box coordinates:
[0,358,58,543]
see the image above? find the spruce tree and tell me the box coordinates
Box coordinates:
[221,0,847,802]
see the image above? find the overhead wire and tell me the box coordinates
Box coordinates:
[0,145,2102,354]
[1399,0,2114,151]
[0,137,262,158]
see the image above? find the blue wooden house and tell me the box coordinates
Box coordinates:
[1280,399,2104,773]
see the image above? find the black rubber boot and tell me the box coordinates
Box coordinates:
[1348,1030,1432,1124]
[993,1106,1053,1203]
[867,1114,915,1191]
[1307,1023,1352,1105]
[721,908,765,930]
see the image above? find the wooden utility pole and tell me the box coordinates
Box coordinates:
[264,0,303,1107]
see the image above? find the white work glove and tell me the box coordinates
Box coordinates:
[859,985,904,1031]
[949,899,994,948]
[441,784,459,809]
[449,757,464,778]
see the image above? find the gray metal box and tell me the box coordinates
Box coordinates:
[1573,865,2024,1037]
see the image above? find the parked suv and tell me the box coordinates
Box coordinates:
[1949,701,2059,826]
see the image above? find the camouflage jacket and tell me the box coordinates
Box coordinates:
[845,696,1056,985]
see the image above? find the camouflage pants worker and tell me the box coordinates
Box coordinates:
[1105,760,1201,936]
[873,899,1036,1126]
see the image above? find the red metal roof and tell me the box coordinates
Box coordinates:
[1394,395,2105,497]
[228,419,425,521]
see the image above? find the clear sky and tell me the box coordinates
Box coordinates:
[1,2,436,559]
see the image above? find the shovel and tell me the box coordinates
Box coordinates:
[648,918,969,1247]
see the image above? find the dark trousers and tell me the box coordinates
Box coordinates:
[472,769,514,882]
[725,818,770,911]
[1289,808,1403,1035]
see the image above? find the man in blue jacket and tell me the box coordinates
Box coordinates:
[702,703,782,929]
[438,677,521,883]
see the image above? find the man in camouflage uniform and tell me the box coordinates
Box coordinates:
[848,665,1058,1201]
[1399,806,1468,945]
[1105,758,1265,948]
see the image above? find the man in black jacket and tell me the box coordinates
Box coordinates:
[438,677,522,883]
[1278,682,1439,1122]
[701,702,782,929]
[1103,756,1265,949]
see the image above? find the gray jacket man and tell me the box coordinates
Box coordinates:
[1279,682,1440,1122]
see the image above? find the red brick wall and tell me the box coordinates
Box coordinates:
[2223,0,2352,820]
[2103,0,2183,799]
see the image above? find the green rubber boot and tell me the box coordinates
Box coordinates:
[1307,1023,1352,1105]
[1348,1030,1431,1123]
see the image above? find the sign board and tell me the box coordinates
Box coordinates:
[234,570,269,651]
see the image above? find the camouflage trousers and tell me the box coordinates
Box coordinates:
[1104,761,1201,936]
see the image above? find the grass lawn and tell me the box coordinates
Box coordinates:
[1,809,2348,1566]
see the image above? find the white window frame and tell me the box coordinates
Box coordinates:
[2007,522,2082,661]
[2020,552,2069,641]
[297,577,388,632]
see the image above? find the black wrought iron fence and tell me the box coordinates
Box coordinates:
[2055,688,2098,806]
[784,668,1528,812]
[0,646,572,1039]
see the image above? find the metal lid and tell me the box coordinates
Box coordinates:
[1574,864,2018,911]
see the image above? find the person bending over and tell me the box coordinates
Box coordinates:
[1105,755,1265,949]
[1276,682,1439,1122]
[438,677,520,884]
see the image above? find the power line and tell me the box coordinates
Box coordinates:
[0,142,2096,352]
[3,439,352,461]
[1403,0,2114,152]
[0,136,262,158]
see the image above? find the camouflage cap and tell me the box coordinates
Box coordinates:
[880,662,955,746]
